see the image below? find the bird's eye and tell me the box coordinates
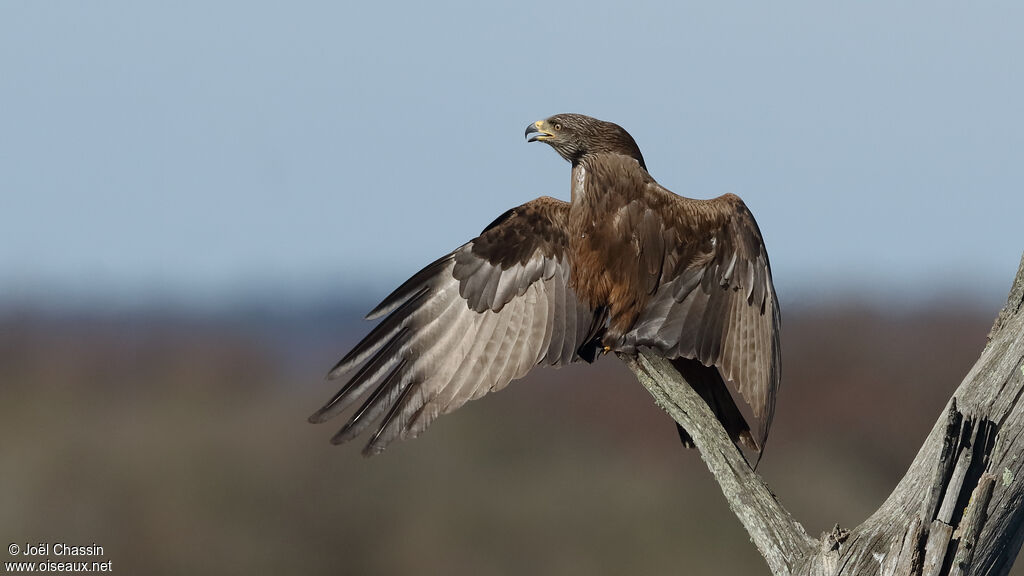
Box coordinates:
[554,123,562,131]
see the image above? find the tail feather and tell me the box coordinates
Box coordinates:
[669,357,758,453]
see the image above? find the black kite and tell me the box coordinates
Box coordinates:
[311,113,781,457]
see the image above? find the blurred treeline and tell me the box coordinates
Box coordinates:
[1,296,1019,575]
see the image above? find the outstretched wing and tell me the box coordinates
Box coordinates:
[310,197,597,455]
[621,187,781,449]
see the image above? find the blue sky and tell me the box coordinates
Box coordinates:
[3,2,1022,309]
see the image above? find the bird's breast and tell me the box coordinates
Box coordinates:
[567,163,655,339]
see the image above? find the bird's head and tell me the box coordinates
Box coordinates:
[525,113,646,169]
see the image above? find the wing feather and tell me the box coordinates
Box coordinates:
[312,197,595,455]
[620,188,781,449]
[365,255,454,320]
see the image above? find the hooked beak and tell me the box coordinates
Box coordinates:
[525,120,554,143]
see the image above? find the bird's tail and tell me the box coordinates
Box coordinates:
[669,357,759,454]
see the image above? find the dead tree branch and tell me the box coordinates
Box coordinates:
[620,252,1024,575]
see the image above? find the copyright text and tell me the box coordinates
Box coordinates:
[6,542,111,573]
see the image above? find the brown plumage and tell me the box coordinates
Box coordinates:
[311,113,781,457]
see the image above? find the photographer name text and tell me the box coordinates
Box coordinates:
[14,543,103,557]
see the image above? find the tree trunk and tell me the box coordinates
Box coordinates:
[619,252,1024,576]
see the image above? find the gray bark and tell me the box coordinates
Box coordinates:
[619,252,1024,575]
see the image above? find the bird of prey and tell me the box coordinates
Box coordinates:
[310,113,780,457]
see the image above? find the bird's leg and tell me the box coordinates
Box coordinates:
[601,325,626,355]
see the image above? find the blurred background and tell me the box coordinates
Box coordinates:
[2,2,1022,574]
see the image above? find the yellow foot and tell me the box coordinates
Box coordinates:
[602,345,611,355]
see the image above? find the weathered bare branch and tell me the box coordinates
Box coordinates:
[621,252,1024,575]
[619,351,815,574]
